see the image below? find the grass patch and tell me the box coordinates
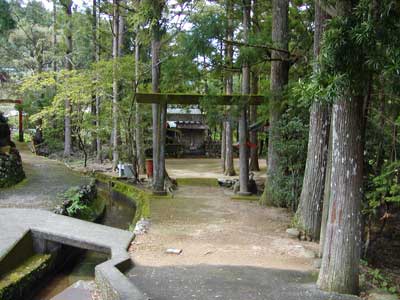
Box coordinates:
[231,195,259,201]
[177,177,218,187]
[151,194,174,200]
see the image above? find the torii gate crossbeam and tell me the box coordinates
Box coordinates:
[0,99,24,142]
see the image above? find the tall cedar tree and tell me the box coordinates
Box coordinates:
[224,0,236,176]
[112,0,120,169]
[295,2,330,241]
[317,0,365,294]
[260,0,289,205]
[61,0,73,157]
[151,0,166,193]
[238,0,251,194]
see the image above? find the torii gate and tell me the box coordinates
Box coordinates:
[0,99,24,142]
[136,93,265,194]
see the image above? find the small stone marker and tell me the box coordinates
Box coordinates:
[286,228,300,239]
[124,164,135,178]
[165,248,183,255]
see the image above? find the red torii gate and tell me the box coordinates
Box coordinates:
[0,99,24,142]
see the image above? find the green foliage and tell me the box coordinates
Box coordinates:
[264,90,309,209]
[360,260,399,295]
[0,0,15,34]
[305,0,400,104]
[366,161,400,213]
[57,181,97,219]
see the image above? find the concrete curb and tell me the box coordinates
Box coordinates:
[0,209,149,300]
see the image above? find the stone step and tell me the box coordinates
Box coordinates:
[50,280,95,300]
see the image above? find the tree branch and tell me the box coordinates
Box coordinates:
[318,0,337,17]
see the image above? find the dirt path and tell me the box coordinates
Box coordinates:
[130,185,317,271]
[0,143,89,210]
[127,185,358,300]
[166,158,267,180]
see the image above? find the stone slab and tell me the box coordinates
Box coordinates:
[0,208,148,300]
[50,280,93,300]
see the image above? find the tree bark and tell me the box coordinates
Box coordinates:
[260,0,289,205]
[151,0,165,193]
[249,72,260,171]
[112,0,120,170]
[224,0,235,176]
[295,1,329,241]
[135,32,146,174]
[221,121,226,172]
[249,0,260,172]
[319,120,333,257]
[317,2,363,294]
[317,95,364,294]
[91,0,100,158]
[238,0,251,195]
[63,0,73,157]
[95,0,101,162]
[52,0,57,73]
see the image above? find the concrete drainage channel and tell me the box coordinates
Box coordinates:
[0,177,151,300]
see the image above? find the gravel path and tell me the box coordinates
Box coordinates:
[0,144,89,210]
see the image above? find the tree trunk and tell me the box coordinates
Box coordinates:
[319,121,333,257]
[151,1,165,193]
[317,1,364,294]
[95,0,101,162]
[317,96,364,295]
[260,0,289,205]
[249,0,260,172]
[221,121,226,172]
[52,0,57,73]
[118,9,124,56]
[238,0,251,195]
[112,0,120,170]
[224,0,235,176]
[135,32,146,174]
[91,0,98,156]
[375,79,385,174]
[249,72,260,171]
[63,0,73,157]
[295,2,329,241]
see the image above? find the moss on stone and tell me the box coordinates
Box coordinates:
[231,195,259,201]
[89,194,107,220]
[0,150,25,189]
[94,173,150,226]
[176,178,218,187]
[0,254,52,300]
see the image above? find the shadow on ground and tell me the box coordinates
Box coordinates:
[128,264,359,300]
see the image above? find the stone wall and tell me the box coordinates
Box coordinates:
[0,113,25,188]
[0,149,25,188]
